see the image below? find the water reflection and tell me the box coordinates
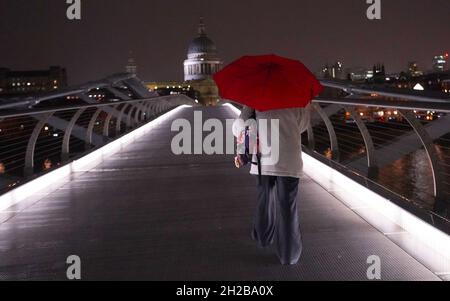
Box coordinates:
[378,149,435,208]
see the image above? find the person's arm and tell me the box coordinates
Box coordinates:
[298,104,311,134]
[232,105,255,138]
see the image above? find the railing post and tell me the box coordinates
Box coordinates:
[306,124,315,150]
[134,102,144,124]
[103,104,119,138]
[140,102,148,121]
[399,110,445,204]
[126,105,137,129]
[312,103,340,161]
[62,108,86,162]
[146,101,155,117]
[141,102,148,121]
[343,106,378,179]
[144,101,155,120]
[116,103,131,134]
[85,108,102,150]
[24,112,54,177]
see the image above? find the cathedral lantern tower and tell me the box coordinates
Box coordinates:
[184,18,223,82]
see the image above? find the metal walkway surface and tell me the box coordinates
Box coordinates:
[0,106,440,280]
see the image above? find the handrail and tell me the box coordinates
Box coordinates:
[314,97,450,113]
[320,79,450,103]
[0,95,183,119]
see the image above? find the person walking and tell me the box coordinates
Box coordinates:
[214,54,323,265]
[232,104,311,265]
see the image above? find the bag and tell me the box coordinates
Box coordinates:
[234,121,262,184]
[235,126,254,167]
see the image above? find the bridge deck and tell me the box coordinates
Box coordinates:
[0,106,439,280]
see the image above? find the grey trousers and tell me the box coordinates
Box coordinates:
[252,175,302,265]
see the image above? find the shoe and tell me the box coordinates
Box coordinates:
[278,243,302,265]
[280,259,298,265]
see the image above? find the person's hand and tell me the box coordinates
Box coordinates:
[237,131,245,144]
[234,156,243,168]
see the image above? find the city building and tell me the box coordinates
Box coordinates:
[345,65,401,84]
[432,53,448,72]
[147,17,223,106]
[370,63,386,83]
[322,61,344,79]
[419,71,450,92]
[344,67,372,82]
[125,52,138,76]
[0,66,67,97]
[407,62,423,77]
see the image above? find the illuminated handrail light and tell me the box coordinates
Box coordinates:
[0,105,191,212]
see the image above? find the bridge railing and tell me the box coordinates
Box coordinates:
[302,82,450,233]
[0,74,194,195]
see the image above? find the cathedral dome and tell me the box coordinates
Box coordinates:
[186,17,218,58]
[184,17,223,82]
[188,36,217,56]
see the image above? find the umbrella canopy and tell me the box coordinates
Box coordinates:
[214,54,323,112]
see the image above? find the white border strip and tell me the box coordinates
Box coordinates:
[224,102,450,268]
[0,105,190,212]
[302,153,450,260]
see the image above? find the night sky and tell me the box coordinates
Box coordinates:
[0,0,449,84]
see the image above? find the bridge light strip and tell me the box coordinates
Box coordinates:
[0,105,191,213]
[224,102,450,275]
[223,102,242,115]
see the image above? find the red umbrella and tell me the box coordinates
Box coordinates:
[213,54,323,112]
